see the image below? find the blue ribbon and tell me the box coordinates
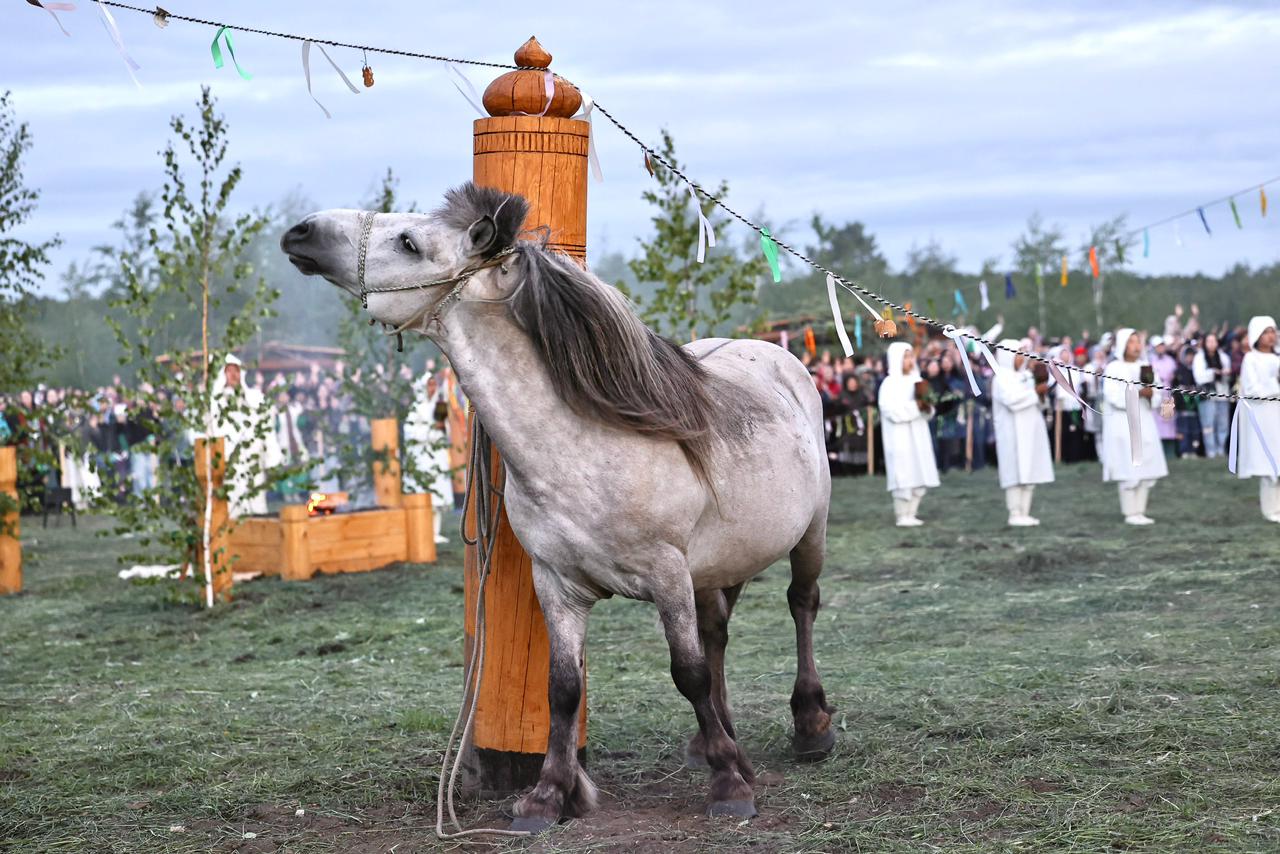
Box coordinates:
[1197,206,1212,235]
[1142,228,1150,258]
[1004,273,1015,299]
[953,288,968,315]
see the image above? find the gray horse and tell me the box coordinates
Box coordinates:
[281,183,834,830]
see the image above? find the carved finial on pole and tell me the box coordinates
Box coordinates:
[482,36,582,118]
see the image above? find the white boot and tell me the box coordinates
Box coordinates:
[1134,482,1155,525]
[1122,484,1152,525]
[1005,487,1024,526]
[1020,485,1040,526]
[909,489,926,526]
[894,497,921,527]
[433,502,449,544]
[1260,479,1280,523]
[1120,485,1146,525]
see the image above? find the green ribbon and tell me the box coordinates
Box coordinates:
[759,228,781,282]
[1115,238,1125,264]
[211,26,252,80]
[1229,197,1243,229]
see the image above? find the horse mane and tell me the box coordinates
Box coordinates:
[511,241,723,483]
[437,182,726,483]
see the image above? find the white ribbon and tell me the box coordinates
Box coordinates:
[688,185,716,264]
[448,64,486,117]
[572,91,604,182]
[1228,399,1280,478]
[1125,384,1143,466]
[825,274,854,357]
[779,329,789,351]
[1045,360,1098,414]
[537,70,555,116]
[942,325,1001,397]
[302,40,359,119]
[28,0,74,36]
[978,279,990,311]
[839,279,884,322]
[94,0,141,88]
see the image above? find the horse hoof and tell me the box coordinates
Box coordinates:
[707,799,758,819]
[510,815,556,834]
[793,727,836,761]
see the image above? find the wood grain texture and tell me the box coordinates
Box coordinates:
[194,438,233,603]
[0,446,19,596]
[370,418,403,509]
[465,76,593,782]
[403,493,436,564]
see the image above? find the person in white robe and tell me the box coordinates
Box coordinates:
[1236,315,1280,522]
[404,371,454,543]
[210,354,279,518]
[993,340,1055,526]
[878,341,939,526]
[1101,328,1168,525]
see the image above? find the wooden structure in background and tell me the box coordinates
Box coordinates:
[462,37,590,794]
[0,446,21,595]
[201,420,434,590]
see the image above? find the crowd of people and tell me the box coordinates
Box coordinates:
[0,357,460,542]
[3,303,1275,530]
[803,304,1279,525]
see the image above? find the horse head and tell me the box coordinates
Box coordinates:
[280,183,529,334]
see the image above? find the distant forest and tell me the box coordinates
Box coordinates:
[28,188,1280,388]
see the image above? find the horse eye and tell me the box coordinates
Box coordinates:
[400,234,418,254]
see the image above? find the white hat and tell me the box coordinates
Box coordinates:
[224,353,243,367]
[1149,335,1164,347]
[1247,315,1276,347]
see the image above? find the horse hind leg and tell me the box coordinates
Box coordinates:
[656,574,756,818]
[788,519,836,761]
[686,583,744,769]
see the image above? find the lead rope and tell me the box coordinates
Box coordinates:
[435,417,532,840]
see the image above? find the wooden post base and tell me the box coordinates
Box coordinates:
[0,446,20,596]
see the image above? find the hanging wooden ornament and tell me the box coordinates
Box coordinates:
[1159,395,1176,420]
[361,50,374,87]
[874,307,897,339]
[643,151,655,177]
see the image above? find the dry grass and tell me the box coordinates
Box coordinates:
[1,458,1278,852]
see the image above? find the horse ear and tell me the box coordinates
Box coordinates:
[466,215,498,257]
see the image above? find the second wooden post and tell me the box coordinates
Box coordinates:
[461,36,590,794]
[0,446,20,596]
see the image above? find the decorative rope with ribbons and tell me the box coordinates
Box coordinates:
[43,1,1280,407]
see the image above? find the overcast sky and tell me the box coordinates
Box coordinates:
[5,0,1280,296]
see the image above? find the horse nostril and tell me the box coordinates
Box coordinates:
[285,220,312,243]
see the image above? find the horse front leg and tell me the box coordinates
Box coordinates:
[510,562,597,833]
[656,574,756,818]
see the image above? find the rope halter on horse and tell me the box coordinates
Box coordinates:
[355,210,519,341]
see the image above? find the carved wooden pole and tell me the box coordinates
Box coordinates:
[0,446,20,596]
[462,36,589,794]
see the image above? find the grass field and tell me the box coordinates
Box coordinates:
[2,458,1278,852]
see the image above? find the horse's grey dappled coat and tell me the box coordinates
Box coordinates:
[281,182,835,831]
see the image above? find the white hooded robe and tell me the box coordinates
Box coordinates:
[878,342,940,493]
[1101,328,1168,485]
[1236,315,1280,479]
[992,342,1055,489]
